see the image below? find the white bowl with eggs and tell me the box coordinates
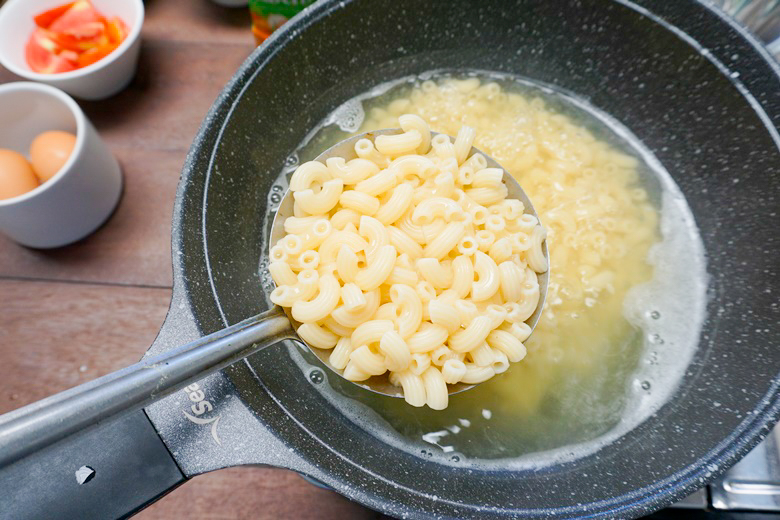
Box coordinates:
[0,0,144,100]
[0,82,122,248]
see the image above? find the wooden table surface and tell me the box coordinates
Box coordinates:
[0,2,379,518]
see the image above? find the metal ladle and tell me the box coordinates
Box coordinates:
[0,129,548,468]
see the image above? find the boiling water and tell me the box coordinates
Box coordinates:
[264,71,707,467]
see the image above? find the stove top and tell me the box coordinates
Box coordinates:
[666,425,780,514]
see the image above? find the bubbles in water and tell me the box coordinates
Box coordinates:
[324,99,366,133]
[622,183,707,451]
[647,351,659,366]
[308,369,325,385]
[450,455,461,463]
[284,154,299,168]
[258,258,275,294]
[268,182,287,209]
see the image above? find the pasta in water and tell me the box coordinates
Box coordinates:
[360,77,658,426]
[270,116,547,410]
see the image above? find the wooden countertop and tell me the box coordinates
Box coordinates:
[0,2,378,518]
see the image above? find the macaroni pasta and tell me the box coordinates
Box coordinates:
[270,116,546,410]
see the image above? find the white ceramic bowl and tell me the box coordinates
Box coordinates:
[0,82,122,248]
[0,0,144,100]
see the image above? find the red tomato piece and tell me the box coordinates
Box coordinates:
[60,49,80,63]
[33,2,75,29]
[28,28,59,54]
[25,29,77,74]
[48,1,101,35]
[76,42,118,68]
[104,17,128,44]
[62,21,105,40]
[49,27,108,52]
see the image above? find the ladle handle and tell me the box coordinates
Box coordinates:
[0,306,294,468]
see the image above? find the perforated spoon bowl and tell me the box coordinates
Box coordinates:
[272,128,549,396]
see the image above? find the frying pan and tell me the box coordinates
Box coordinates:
[1,0,779,518]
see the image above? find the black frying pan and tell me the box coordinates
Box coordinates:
[2,1,779,518]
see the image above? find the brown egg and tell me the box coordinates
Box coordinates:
[30,131,77,182]
[0,149,39,200]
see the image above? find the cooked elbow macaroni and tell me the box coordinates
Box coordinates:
[270,117,546,410]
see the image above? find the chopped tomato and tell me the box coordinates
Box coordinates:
[60,50,80,63]
[60,21,105,40]
[25,1,128,74]
[48,1,101,34]
[29,28,59,54]
[26,29,77,74]
[76,43,118,68]
[49,28,108,52]
[104,17,128,44]
[33,3,75,29]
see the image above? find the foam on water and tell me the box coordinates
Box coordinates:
[276,70,708,469]
[322,98,365,133]
[621,184,708,428]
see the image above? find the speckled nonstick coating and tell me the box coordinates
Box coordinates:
[164,0,780,517]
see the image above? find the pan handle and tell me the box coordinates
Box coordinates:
[0,306,295,469]
[0,410,185,520]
